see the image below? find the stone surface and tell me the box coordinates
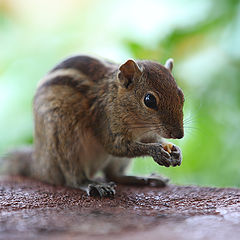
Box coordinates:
[0,176,240,240]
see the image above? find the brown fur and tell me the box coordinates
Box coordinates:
[2,55,184,194]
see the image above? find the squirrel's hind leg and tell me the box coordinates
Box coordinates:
[104,157,169,187]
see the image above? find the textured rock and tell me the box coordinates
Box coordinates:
[0,176,240,240]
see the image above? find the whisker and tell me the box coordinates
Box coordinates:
[184,126,199,130]
[184,112,200,123]
[183,117,197,124]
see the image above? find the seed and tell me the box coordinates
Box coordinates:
[163,143,173,154]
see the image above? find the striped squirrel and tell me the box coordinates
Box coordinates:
[2,55,184,197]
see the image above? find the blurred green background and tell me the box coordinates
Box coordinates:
[0,0,239,187]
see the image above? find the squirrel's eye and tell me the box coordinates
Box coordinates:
[144,93,157,109]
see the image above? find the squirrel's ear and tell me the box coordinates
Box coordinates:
[118,59,142,88]
[165,58,174,72]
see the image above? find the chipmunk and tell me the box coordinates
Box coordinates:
[2,55,184,197]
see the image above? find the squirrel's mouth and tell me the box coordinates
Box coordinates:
[133,125,184,143]
[161,129,184,139]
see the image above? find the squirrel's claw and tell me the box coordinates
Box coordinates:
[170,145,182,166]
[88,182,116,198]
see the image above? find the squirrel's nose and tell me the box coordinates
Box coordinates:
[171,129,184,139]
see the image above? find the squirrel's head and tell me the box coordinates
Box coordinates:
[117,58,184,141]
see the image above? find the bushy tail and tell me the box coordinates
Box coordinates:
[0,146,33,177]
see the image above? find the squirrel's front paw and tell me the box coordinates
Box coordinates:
[151,144,182,167]
[151,145,172,167]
